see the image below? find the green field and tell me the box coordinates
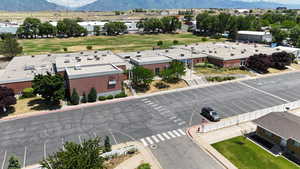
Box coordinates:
[212,136,299,169]
[19,33,225,55]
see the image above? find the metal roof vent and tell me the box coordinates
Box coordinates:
[276,48,280,51]
[180,54,185,57]
[24,65,35,70]
[74,65,81,70]
[31,55,35,58]
[80,52,84,54]
[102,54,107,57]
[87,56,93,60]
[214,51,217,54]
[94,51,98,53]
[231,53,235,56]
[64,59,70,63]
[137,51,141,54]
[209,50,213,53]
[48,54,51,57]
[165,49,169,53]
[124,55,130,59]
[255,49,259,52]
[136,54,142,57]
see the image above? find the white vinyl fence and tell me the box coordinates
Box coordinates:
[201,100,300,133]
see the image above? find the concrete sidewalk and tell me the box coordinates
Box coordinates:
[113,141,162,169]
[187,122,257,169]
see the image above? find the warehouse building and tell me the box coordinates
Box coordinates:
[237,31,272,43]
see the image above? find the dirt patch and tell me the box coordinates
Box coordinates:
[137,80,188,95]
[105,153,137,169]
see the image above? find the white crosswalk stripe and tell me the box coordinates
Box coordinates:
[141,98,149,101]
[178,129,186,135]
[169,116,177,120]
[140,129,186,146]
[151,104,158,107]
[172,130,181,137]
[178,121,186,126]
[157,134,165,141]
[152,135,160,143]
[144,100,151,103]
[168,131,176,138]
[174,119,182,123]
[141,138,148,146]
[146,137,154,145]
[162,132,171,140]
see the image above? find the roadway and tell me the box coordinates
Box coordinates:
[0,71,300,168]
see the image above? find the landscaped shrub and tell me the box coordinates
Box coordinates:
[201,37,208,42]
[206,76,236,82]
[137,163,151,169]
[106,95,114,100]
[88,88,97,102]
[157,41,163,46]
[114,92,127,98]
[22,88,35,98]
[154,82,170,89]
[86,45,93,50]
[194,62,215,68]
[98,96,106,101]
[81,92,87,103]
[173,40,179,45]
[70,88,80,105]
[63,47,68,52]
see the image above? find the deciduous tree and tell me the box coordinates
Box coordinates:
[0,86,16,113]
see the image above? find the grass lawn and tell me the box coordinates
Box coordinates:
[212,136,299,169]
[0,96,62,118]
[137,80,188,95]
[19,33,225,55]
[195,67,252,76]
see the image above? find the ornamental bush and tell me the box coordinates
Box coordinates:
[22,88,35,98]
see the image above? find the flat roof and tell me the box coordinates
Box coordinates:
[237,31,270,36]
[254,112,300,142]
[161,48,207,60]
[126,50,172,65]
[55,50,126,72]
[66,64,123,79]
[0,55,55,84]
[177,42,279,61]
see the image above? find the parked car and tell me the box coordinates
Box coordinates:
[201,107,221,122]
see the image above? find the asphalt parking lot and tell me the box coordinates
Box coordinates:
[151,136,222,169]
[0,72,300,167]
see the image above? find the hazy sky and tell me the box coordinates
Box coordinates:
[243,0,300,4]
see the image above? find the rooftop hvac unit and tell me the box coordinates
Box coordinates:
[24,65,35,71]
[64,59,70,63]
[124,55,130,59]
[231,53,235,56]
[87,56,93,60]
[31,55,35,58]
[180,54,185,57]
[192,51,197,54]
[214,51,217,54]
[276,48,280,51]
[94,51,98,53]
[241,51,245,54]
[48,54,51,57]
[255,49,259,52]
[102,54,107,57]
[136,54,142,57]
[209,51,213,53]
[165,49,169,53]
[74,65,81,70]
[96,57,100,60]
[137,51,141,54]
[80,52,84,54]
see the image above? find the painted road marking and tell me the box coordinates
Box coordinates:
[43,142,47,159]
[172,130,181,137]
[141,98,149,101]
[78,135,83,147]
[168,131,176,138]
[144,100,151,103]
[146,137,154,145]
[23,146,27,168]
[178,121,186,126]
[109,129,118,144]
[162,133,171,140]
[238,82,289,103]
[140,138,148,146]
[178,129,186,135]
[174,119,182,123]
[157,134,165,141]
[169,116,176,120]
[151,135,160,143]
[1,151,7,169]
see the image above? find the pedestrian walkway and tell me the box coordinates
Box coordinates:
[140,129,186,147]
[182,68,208,86]
[141,98,186,126]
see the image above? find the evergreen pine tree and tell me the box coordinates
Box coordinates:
[104,136,111,152]
[81,92,87,103]
[88,88,97,102]
[70,88,79,105]
[7,156,21,169]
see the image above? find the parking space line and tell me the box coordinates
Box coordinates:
[151,135,160,143]
[174,119,182,123]
[43,142,47,159]
[1,151,6,169]
[162,133,171,140]
[151,104,158,107]
[169,116,176,120]
[78,135,83,147]
[144,100,151,103]
[238,82,289,103]
[23,146,27,168]
[141,98,149,102]
[172,130,181,137]
[146,137,154,145]
[109,129,118,144]
[61,138,65,151]
[168,131,176,138]
[140,139,148,146]
[178,121,186,126]
[178,129,186,135]
[93,132,97,138]
[157,134,165,141]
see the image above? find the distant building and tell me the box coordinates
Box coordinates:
[237,31,272,43]
[275,46,300,60]
[0,23,19,35]
[78,21,108,36]
[276,7,287,10]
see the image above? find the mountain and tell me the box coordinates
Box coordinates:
[0,0,65,11]
[77,0,300,11]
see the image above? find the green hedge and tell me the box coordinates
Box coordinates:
[206,76,236,82]
[22,88,35,98]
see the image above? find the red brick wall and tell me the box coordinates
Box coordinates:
[142,63,170,74]
[68,74,123,96]
[192,57,207,65]
[208,58,241,68]
[0,81,32,94]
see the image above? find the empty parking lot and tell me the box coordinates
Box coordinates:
[0,72,300,167]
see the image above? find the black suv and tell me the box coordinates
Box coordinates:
[201,107,221,122]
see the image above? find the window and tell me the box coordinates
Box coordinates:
[294,140,300,147]
[155,68,160,75]
[264,130,272,137]
[108,80,117,89]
